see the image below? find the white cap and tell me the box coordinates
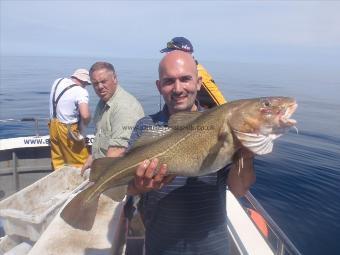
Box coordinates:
[71,68,91,84]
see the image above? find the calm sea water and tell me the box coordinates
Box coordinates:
[0,56,339,254]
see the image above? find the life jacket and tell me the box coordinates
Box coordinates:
[197,63,226,108]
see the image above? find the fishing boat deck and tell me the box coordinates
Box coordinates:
[0,135,301,255]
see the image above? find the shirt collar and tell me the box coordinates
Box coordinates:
[160,100,203,122]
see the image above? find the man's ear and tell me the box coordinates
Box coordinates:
[112,73,118,84]
[196,76,202,91]
[156,80,162,94]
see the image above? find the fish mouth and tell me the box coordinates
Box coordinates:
[279,102,298,127]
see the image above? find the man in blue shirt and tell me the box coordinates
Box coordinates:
[127,50,255,254]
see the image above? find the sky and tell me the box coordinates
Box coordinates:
[1,1,340,64]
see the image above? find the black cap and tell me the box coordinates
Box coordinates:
[160,37,194,53]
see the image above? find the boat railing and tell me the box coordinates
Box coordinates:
[243,192,301,255]
[0,117,49,137]
[0,117,80,197]
[0,131,94,197]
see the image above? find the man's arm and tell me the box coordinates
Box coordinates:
[106,146,126,157]
[81,103,143,175]
[81,147,126,176]
[227,148,256,197]
[79,102,91,125]
[81,154,92,175]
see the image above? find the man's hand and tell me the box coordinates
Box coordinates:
[81,155,93,176]
[127,158,175,195]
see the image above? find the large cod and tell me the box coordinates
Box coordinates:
[61,96,297,228]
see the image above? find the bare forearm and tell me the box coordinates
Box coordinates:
[106,146,126,158]
[79,103,91,125]
[81,147,125,175]
[80,154,93,176]
[81,116,91,126]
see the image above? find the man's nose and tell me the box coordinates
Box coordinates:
[97,82,104,89]
[173,79,183,93]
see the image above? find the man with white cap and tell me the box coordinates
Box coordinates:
[48,68,91,170]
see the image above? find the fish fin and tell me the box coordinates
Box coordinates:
[168,111,203,128]
[218,118,232,141]
[90,157,118,182]
[103,185,127,202]
[60,186,99,231]
[130,127,171,150]
[233,130,281,155]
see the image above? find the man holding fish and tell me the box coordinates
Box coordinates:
[63,49,297,254]
[125,51,255,254]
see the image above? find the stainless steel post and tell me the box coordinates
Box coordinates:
[35,118,39,137]
[12,151,19,191]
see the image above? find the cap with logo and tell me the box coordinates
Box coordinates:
[160,37,194,53]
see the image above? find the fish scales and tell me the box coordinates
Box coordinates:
[91,105,233,200]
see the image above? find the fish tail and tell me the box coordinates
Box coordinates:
[60,185,100,230]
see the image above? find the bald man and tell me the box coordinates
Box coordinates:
[127,51,255,255]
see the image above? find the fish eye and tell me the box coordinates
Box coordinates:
[262,99,271,107]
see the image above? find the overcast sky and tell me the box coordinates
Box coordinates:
[1,1,340,64]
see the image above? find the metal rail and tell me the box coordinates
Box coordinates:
[245,191,302,255]
[12,152,19,191]
[0,117,49,137]
[0,118,51,198]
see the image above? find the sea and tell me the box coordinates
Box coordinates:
[0,56,339,254]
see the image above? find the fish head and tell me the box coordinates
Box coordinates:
[228,96,298,155]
